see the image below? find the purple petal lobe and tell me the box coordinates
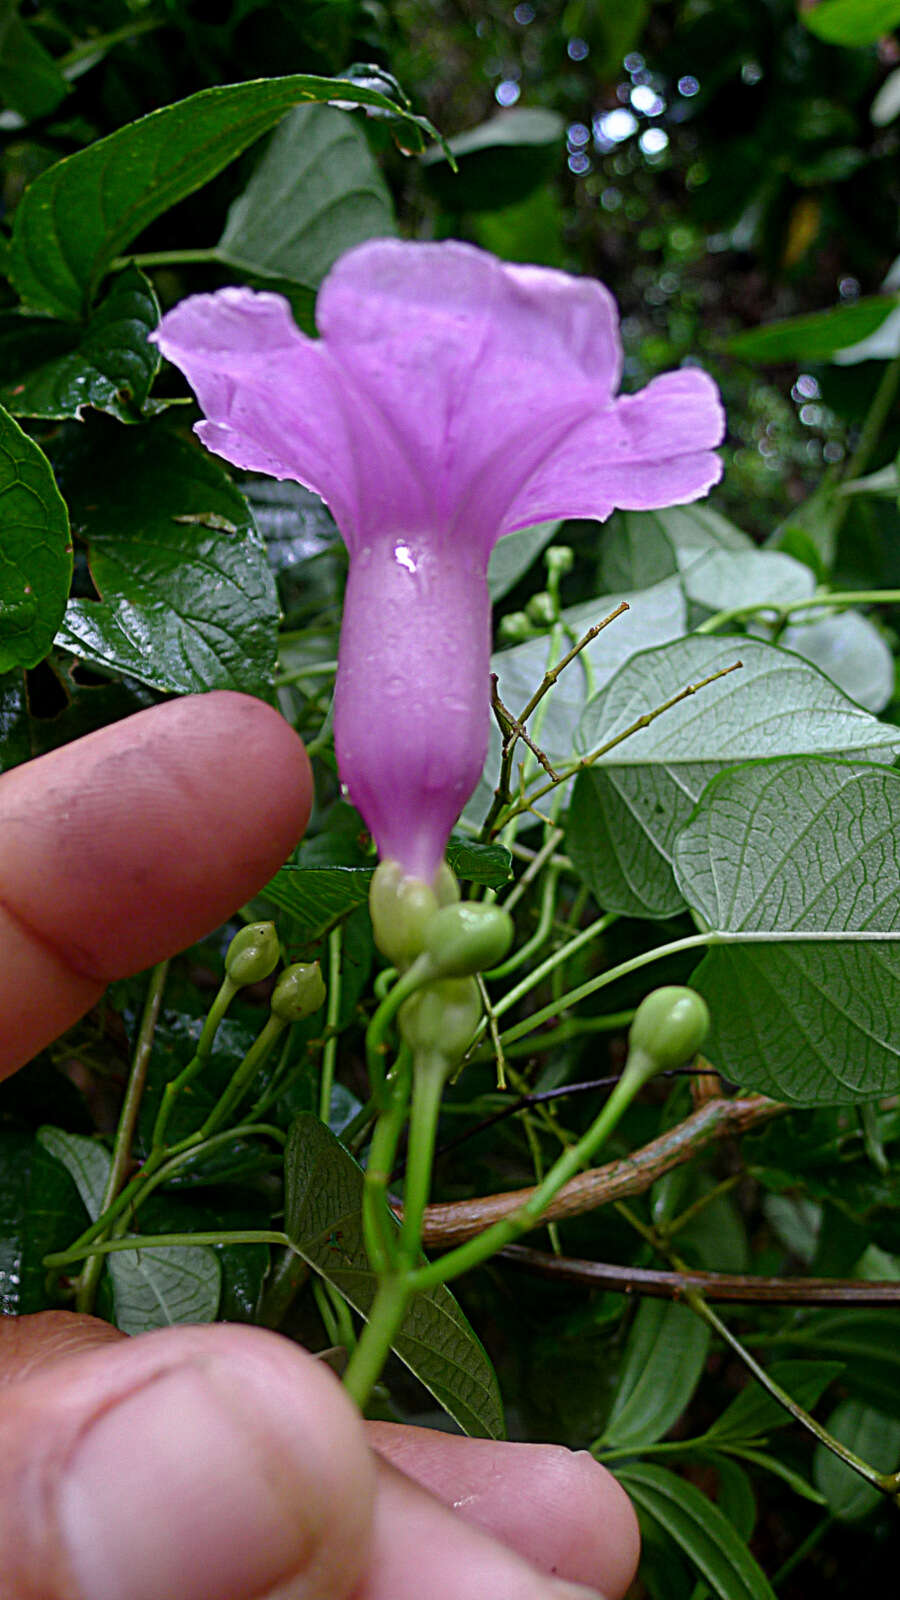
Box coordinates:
[334,538,491,880]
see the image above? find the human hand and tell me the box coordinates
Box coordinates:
[0,692,639,1600]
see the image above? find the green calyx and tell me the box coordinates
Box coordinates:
[399,976,482,1072]
[271,961,326,1022]
[224,921,280,986]
[625,985,711,1087]
[422,902,513,978]
[368,859,459,968]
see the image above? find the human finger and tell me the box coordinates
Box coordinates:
[0,690,312,1076]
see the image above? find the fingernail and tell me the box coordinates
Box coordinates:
[58,1360,324,1600]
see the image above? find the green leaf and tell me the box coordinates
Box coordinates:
[54,422,279,696]
[488,520,561,601]
[0,1129,88,1313]
[599,506,751,594]
[618,1462,777,1600]
[445,835,512,888]
[263,866,373,945]
[284,1114,505,1439]
[774,1309,900,1419]
[600,1300,710,1449]
[10,73,440,319]
[711,1458,756,1541]
[38,1127,221,1334]
[421,107,564,211]
[0,266,161,422]
[703,1362,844,1444]
[0,402,72,672]
[728,1448,828,1506]
[566,636,900,920]
[0,1,68,120]
[749,610,894,713]
[724,297,900,363]
[838,463,899,496]
[217,103,396,295]
[683,549,815,616]
[802,0,900,48]
[676,756,900,1105]
[814,1400,900,1520]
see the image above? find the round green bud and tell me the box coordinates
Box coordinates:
[544,544,575,579]
[628,986,710,1072]
[224,922,280,986]
[498,611,537,644]
[433,861,461,908]
[422,902,514,978]
[399,976,482,1068]
[271,961,326,1022]
[526,591,557,627]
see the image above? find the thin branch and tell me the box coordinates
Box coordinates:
[518,601,630,725]
[411,1093,784,1247]
[500,1244,900,1306]
[491,677,559,781]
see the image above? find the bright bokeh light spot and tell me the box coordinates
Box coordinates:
[678,75,700,97]
[597,108,638,143]
[624,53,644,74]
[568,151,591,175]
[514,2,535,22]
[631,84,665,115]
[742,61,763,85]
[639,127,669,156]
[495,78,521,106]
[567,36,589,60]
[568,121,590,147]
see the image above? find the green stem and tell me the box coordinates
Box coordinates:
[496,929,712,1050]
[75,960,169,1315]
[319,927,343,1123]
[364,957,434,1105]
[695,587,900,637]
[113,246,221,271]
[770,1515,835,1588]
[342,1271,413,1410]
[684,1290,897,1495]
[46,1231,290,1267]
[362,1050,412,1272]
[408,1062,652,1294]
[197,1014,287,1139]
[150,973,238,1153]
[398,1058,445,1264]
[487,862,560,980]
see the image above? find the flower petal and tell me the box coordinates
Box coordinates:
[499,369,725,532]
[151,288,368,532]
[316,239,623,545]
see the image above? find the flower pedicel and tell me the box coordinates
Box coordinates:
[152,239,724,887]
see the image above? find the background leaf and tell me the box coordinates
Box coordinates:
[676,757,900,1104]
[617,1462,777,1600]
[599,1300,710,1449]
[724,298,900,363]
[0,266,161,422]
[10,73,439,319]
[421,107,565,211]
[0,403,72,672]
[801,0,900,48]
[217,103,396,305]
[703,1361,844,1444]
[284,1114,505,1439]
[813,1400,900,1520]
[54,422,279,696]
[0,0,68,120]
[566,636,899,919]
[38,1127,221,1334]
[488,519,561,602]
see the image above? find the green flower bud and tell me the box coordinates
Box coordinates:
[526,590,557,627]
[399,976,482,1068]
[369,860,440,967]
[498,610,537,644]
[627,986,710,1075]
[224,922,280,986]
[271,961,326,1022]
[422,902,514,978]
[433,861,461,908]
[544,544,575,579]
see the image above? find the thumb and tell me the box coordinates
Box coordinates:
[0,1319,374,1600]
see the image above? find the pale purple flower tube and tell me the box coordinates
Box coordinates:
[151,239,725,880]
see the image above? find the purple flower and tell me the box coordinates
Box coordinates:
[151,239,724,881]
